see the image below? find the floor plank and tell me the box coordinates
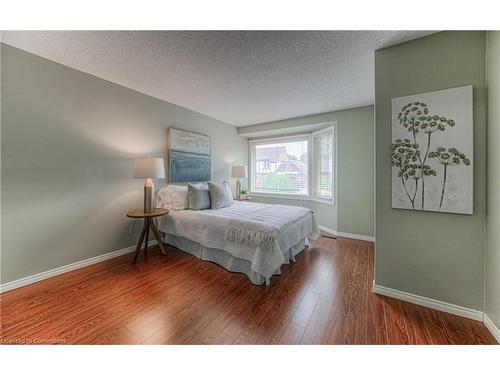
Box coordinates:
[291,291,320,327]
[383,297,411,344]
[1,236,496,345]
[278,322,306,344]
[210,332,236,345]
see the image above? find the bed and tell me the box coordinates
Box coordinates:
[156,201,320,285]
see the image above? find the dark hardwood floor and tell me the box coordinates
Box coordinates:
[0,235,496,344]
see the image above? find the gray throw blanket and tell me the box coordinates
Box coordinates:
[225,219,280,252]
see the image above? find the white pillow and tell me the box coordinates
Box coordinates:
[156,187,173,209]
[167,185,189,210]
[208,181,234,209]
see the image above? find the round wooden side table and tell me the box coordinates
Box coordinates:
[126,208,169,264]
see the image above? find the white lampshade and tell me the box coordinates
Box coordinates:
[133,157,165,179]
[231,165,248,179]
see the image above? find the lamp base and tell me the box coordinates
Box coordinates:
[236,179,241,199]
[144,178,154,213]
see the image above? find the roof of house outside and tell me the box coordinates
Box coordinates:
[255,146,288,162]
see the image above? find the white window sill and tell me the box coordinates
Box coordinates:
[250,192,335,206]
[311,197,335,206]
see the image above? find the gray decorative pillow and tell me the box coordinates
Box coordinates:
[188,182,211,210]
[208,181,233,209]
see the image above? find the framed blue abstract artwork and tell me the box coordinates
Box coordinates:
[167,128,211,183]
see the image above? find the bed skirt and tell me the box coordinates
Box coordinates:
[162,233,308,285]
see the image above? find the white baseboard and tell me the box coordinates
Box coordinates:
[372,284,484,321]
[0,240,158,293]
[318,225,375,242]
[483,314,500,343]
[318,225,337,235]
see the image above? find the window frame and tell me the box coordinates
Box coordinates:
[248,123,336,205]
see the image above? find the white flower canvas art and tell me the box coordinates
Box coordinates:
[391,85,473,215]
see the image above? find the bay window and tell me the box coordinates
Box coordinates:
[249,125,335,203]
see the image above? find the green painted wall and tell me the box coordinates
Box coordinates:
[243,105,374,237]
[486,31,500,329]
[337,106,374,236]
[375,31,487,310]
[0,44,248,284]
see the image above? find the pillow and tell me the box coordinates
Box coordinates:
[156,186,173,209]
[166,185,189,210]
[188,182,211,210]
[208,181,233,209]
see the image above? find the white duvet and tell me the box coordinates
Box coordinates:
[157,201,320,279]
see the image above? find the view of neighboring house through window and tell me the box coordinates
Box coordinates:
[250,125,335,201]
[252,137,309,195]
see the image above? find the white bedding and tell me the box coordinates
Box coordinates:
[157,201,320,282]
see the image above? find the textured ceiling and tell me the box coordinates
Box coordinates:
[2,31,436,126]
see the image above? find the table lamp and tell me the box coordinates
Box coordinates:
[231,165,248,199]
[133,157,165,212]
